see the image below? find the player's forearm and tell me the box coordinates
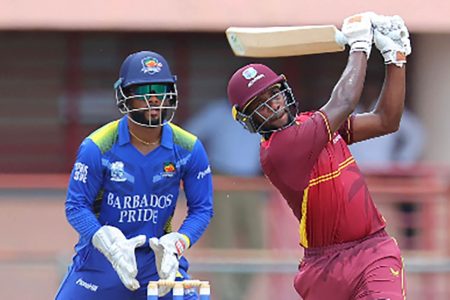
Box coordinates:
[321,52,367,132]
[372,65,406,133]
[178,206,213,246]
[66,200,102,242]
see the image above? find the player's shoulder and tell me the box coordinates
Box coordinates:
[86,119,121,154]
[296,111,317,122]
[168,123,198,152]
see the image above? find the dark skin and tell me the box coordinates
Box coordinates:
[245,85,290,131]
[350,64,405,142]
[128,95,163,155]
[248,52,406,142]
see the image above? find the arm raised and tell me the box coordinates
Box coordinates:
[351,17,410,143]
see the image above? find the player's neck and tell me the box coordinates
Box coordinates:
[128,121,162,147]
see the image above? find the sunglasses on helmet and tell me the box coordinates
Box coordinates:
[130,84,169,96]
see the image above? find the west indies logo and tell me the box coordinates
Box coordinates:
[162,162,176,177]
[141,57,163,75]
[242,66,265,87]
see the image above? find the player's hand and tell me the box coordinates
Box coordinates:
[373,16,411,67]
[373,15,410,52]
[92,226,146,291]
[341,12,374,59]
[149,232,189,296]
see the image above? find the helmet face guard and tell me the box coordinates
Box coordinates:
[115,82,178,127]
[233,81,298,134]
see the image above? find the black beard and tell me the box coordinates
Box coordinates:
[130,111,160,126]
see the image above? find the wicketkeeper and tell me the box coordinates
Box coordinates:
[55,50,214,300]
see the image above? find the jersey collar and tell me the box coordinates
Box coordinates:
[160,123,173,149]
[118,116,173,149]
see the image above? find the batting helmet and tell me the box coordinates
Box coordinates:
[227,64,298,134]
[114,51,178,127]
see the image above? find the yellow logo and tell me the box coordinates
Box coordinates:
[390,267,400,277]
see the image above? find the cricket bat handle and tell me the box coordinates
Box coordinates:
[335,30,348,47]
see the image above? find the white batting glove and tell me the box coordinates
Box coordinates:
[389,15,411,56]
[92,226,146,291]
[149,232,190,296]
[374,30,407,67]
[341,12,374,59]
[373,15,411,54]
[371,14,394,35]
[373,16,411,67]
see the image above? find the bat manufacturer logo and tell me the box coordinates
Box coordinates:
[141,57,163,75]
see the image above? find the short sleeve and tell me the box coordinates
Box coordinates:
[261,111,331,191]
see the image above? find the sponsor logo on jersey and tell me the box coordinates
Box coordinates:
[332,134,342,144]
[76,278,98,292]
[162,162,176,178]
[152,155,191,183]
[110,161,127,182]
[141,57,163,75]
[197,165,211,179]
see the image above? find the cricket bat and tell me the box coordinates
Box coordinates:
[225,25,347,58]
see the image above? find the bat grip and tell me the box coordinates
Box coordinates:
[335,30,348,46]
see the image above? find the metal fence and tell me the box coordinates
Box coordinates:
[0,170,449,300]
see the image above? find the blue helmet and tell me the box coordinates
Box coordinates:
[114,51,178,127]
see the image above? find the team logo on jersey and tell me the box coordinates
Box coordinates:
[390,267,400,277]
[110,161,127,182]
[242,66,265,87]
[162,162,176,178]
[141,57,163,75]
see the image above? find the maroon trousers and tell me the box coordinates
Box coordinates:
[294,230,406,300]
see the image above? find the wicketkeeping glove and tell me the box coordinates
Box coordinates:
[149,232,190,296]
[92,225,146,291]
[341,12,374,59]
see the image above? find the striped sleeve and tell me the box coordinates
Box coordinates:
[337,115,354,145]
[316,110,333,142]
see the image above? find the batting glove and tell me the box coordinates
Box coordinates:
[149,232,190,296]
[373,16,411,67]
[92,226,146,291]
[374,15,411,54]
[341,12,374,59]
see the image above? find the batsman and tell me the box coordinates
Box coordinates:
[227,12,410,299]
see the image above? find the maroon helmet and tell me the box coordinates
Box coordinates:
[227,64,284,109]
[227,63,298,134]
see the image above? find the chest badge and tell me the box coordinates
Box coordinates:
[162,162,176,178]
[110,161,127,182]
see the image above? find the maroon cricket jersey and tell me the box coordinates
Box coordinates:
[260,111,386,248]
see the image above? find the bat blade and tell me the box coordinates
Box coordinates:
[225,25,347,58]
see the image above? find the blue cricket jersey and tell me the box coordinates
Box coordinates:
[65,116,213,276]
